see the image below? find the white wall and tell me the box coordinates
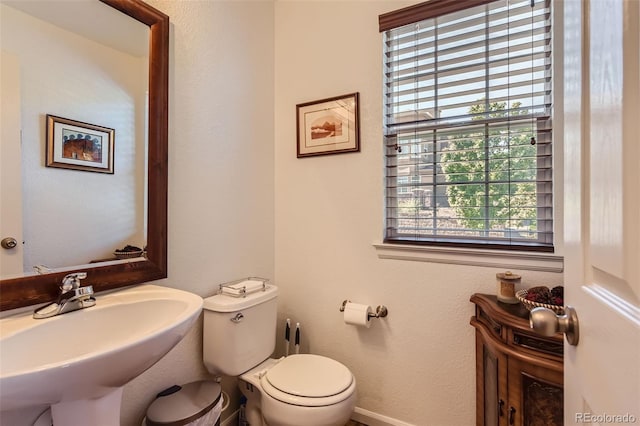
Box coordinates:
[0,1,275,425]
[0,4,147,271]
[122,1,275,425]
[273,2,563,425]
[1,2,565,425]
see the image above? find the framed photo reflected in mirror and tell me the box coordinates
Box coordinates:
[46,114,114,174]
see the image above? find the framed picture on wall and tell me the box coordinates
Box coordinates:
[46,114,115,174]
[296,92,360,158]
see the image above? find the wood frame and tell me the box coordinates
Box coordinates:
[378,0,500,32]
[0,0,169,311]
[470,294,563,426]
[296,92,360,158]
[46,115,115,174]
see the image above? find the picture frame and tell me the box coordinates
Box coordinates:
[296,92,360,158]
[46,114,115,174]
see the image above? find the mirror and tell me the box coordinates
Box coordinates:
[1,0,149,277]
[0,0,168,311]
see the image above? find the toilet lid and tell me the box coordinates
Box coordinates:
[264,354,353,398]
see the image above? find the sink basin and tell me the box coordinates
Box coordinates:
[0,284,203,425]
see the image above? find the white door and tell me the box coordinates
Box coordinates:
[563,0,640,424]
[0,50,24,277]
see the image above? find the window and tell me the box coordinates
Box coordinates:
[380,0,553,251]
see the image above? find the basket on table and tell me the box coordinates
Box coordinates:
[516,289,564,315]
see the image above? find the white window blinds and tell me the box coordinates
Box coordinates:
[382,0,553,251]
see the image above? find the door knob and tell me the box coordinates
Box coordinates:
[1,237,18,249]
[529,306,579,346]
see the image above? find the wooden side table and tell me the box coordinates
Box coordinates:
[470,293,563,426]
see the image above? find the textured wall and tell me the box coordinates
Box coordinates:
[273,2,563,425]
[0,1,275,424]
[0,2,565,425]
[121,1,276,425]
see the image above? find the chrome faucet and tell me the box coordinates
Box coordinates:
[33,272,96,319]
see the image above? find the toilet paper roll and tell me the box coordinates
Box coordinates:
[343,302,373,328]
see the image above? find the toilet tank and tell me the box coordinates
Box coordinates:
[203,281,278,376]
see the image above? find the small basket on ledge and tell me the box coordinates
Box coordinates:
[114,245,144,259]
[516,289,565,315]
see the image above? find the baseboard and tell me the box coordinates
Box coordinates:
[221,409,239,426]
[221,406,413,426]
[351,407,417,426]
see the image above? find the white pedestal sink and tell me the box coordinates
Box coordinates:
[0,284,203,425]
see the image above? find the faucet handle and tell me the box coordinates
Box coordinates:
[61,272,87,292]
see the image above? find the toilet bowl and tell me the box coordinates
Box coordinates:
[239,355,356,426]
[202,280,356,426]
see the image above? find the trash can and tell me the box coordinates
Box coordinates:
[143,380,222,426]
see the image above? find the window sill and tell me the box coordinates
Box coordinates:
[373,243,564,273]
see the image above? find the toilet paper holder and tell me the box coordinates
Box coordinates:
[339,300,388,319]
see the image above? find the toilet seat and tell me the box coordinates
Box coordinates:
[260,354,355,407]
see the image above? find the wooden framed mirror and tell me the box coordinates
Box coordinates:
[0,0,168,311]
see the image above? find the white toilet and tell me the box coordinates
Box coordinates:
[202,281,356,426]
